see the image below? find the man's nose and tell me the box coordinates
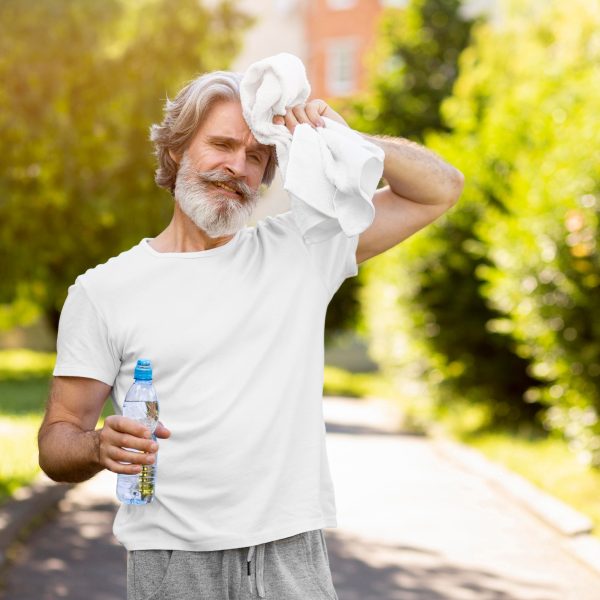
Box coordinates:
[223,150,248,179]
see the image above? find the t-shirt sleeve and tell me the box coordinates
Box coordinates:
[271,210,360,300]
[53,280,121,386]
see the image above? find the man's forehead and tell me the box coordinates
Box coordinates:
[201,104,270,153]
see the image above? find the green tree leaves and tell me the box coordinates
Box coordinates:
[354,0,600,464]
[336,0,474,140]
[0,0,253,331]
[458,1,600,464]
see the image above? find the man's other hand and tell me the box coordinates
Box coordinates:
[272,99,349,135]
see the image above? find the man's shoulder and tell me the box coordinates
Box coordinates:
[74,240,144,292]
[254,209,300,237]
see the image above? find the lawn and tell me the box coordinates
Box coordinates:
[463,432,600,534]
[0,350,114,506]
[0,377,52,503]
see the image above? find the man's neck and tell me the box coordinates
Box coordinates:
[149,203,235,253]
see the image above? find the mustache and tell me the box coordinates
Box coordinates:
[195,169,252,197]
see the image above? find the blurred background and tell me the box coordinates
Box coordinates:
[1,0,599,566]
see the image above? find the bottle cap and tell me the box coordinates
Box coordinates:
[134,359,153,381]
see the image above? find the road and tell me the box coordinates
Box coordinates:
[2,396,600,599]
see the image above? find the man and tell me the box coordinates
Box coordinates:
[38,69,463,600]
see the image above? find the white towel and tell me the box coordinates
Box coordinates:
[240,52,385,244]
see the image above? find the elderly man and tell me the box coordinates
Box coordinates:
[38,69,463,600]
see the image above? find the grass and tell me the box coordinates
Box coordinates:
[0,357,114,506]
[0,349,56,381]
[323,365,600,539]
[462,431,600,535]
[323,364,399,400]
[0,377,52,505]
[0,415,43,500]
[0,377,52,415]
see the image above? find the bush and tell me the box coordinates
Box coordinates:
[431,0,600,463]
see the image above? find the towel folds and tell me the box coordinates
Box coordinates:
[240,52,385,243]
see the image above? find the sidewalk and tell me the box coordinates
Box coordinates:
[323,397,600,600]
[0,471,125,600]
[2,396,600,599]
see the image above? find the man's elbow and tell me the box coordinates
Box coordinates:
[38,456,62,483]
[38,451,61,483]
[38,431,61,482]
[37,424,72,483]
[38,450,85,484]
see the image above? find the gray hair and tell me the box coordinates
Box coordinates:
[150,71,277,194]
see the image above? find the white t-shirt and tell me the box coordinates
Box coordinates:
[53,210,359,551]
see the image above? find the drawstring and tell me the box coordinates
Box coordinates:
[246,543,266,597]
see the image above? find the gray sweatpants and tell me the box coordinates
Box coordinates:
[127,529,339,600]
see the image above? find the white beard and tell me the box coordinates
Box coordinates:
[174,154,260,238]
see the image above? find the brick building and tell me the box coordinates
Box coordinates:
[226,0,493,216]
[227,0,407,216]
[231,0,408,101]
[305,0,407,100]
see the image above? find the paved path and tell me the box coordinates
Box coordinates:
[2,397,600,599]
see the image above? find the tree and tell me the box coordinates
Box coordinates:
[326,0,478,365]
[335,0,474,141]
[337,1,544,429]
[358,0,600,462]
[436,0,600,463]
[0,0,253,332]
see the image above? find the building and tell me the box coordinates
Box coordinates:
[230,0,408,100]
[228,0,497,218]
[305,0,408,101]
[227,0,407,219]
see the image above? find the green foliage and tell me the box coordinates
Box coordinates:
[438,0,600,464]
[334,0,474,140]
[329,0,478,387]
[367,0,600,463]
[0,377,51,415]
[0,0,253,331]
[358,209,544,432]
[342,0,542,427]
[323,365,403,404]
[325,277,362,343]
[0,377,50,503]
[0,415,42,504]
[0,349,55,381]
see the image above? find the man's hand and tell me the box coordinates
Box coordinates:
[98,415,171,475]
[272,99,349,135]
[40,376,170,483]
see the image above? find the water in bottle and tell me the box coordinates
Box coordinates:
[116,358,160,504]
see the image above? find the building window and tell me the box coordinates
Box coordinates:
[326,39,357,96]
[326,0,357,10]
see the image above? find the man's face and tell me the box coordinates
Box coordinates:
[172,100,272,238]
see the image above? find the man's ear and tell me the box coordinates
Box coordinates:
[168,149,180,164]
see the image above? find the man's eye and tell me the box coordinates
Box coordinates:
[250,155,262,163]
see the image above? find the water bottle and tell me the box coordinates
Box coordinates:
[116,359,159,504]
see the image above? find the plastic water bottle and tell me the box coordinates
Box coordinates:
[116,359,159,504]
